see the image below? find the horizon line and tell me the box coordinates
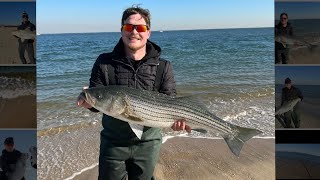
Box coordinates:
[275,18,320,20]
[38,26,273,35]
[276,151,320,156]
[275,83,320,85]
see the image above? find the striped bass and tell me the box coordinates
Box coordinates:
[12,29,36,42]
[275,35,317,49]
[81,86,262,156]
[275,98,301,115]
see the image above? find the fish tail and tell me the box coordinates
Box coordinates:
[223,126,262,156]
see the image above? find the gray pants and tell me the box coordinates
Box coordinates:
[18,39,35,64]
[98,133,161,180]
[283,102,301,128]
[275,49,289,64]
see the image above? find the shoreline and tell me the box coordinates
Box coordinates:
[72,137,275,180]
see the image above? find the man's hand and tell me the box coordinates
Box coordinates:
[76,87,92,109]
[171,120,191,133]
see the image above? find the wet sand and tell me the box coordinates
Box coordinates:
[289,47,320,64]
[0,95,36,128]
[0,26,36,64]
[73,138,275,180]
[276,157,320,179]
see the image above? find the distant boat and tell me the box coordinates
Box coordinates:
[37,33,41,36]
[159,30,163,33]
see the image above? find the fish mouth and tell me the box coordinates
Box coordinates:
[82,89,95,107]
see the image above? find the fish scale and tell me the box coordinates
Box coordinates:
[82,86,262,156]
[126,91,232,134]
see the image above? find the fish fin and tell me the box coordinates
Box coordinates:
[123,99,144,122]
[223,126,262,156]
[125,114,144,122]
[275,98,301,115]
[128,123,144,139]
[176,95,208,109]
[191,128,208,134]
[176,95,200,101]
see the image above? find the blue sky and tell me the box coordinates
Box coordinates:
[0,2,36,25]
[0,130,37,154]
[275,2,320,20]
[275,66,320,85]
[37,0,273,34]
[277,144,320,157]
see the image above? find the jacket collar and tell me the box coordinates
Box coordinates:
[111,38,161,64]
[277,22,292,29]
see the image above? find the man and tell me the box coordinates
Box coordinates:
[275,13,293,64]
[17,12,36,64]
[77,6,190,180]
[0,137,25,180]
[281,78,303,128]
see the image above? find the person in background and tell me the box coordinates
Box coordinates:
[281,78,303,128]
[0,137,25,180]
[17,12,36,64]
[275,13,293,64]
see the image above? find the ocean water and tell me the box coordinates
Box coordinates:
[37,28,274,179]
[0,66,35,100]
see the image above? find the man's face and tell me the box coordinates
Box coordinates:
[121,14,151,52]
[22,16,28,23]
[280,15,288,26]
[285,83,292,89]
[4,144,14,152]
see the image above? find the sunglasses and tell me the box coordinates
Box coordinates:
[122,24,149,32]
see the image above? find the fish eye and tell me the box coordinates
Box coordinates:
[96,94,103,99]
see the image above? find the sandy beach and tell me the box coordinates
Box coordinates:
[298,100,320,128]
[289,46,320,64]
[73,137,275,180]
[276,154,320,179]
[0,26,36,64]
[0,95,36,128]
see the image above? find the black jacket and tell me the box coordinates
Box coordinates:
[1,149,22,173]
[88,38,176,142]
[281,86,303,105]
[17,21,36,43]
[275,22,293,36]
[275,22,294,50]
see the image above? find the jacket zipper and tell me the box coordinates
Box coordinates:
[112,59,159,88]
